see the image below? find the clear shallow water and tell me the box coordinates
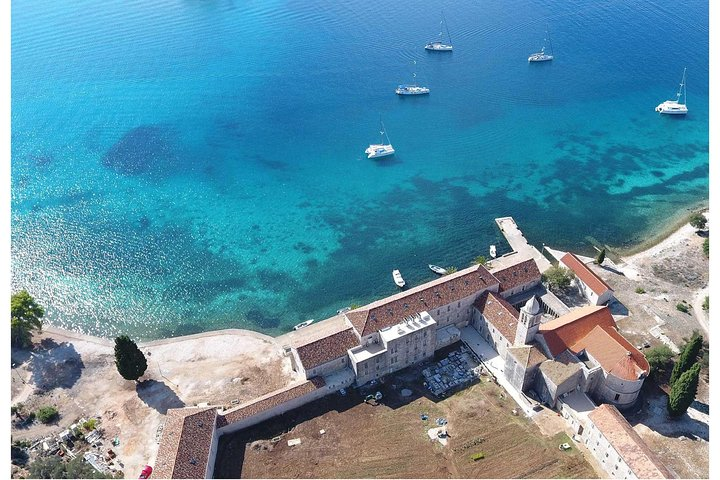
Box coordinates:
[11,0,709,339]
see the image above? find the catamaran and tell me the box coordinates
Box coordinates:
[528,27,554,62]
[396,61,430,95]
[655,68,688,115]
[365,121,395,159]
[392,269,406,288]
[425,11,453,51]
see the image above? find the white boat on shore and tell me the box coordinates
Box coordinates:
[490,245,497,258]
[293,319,314,330]
[655,67,688,115]
[392,269,406,288]
[429,264,447,275]
[365,121,395,159]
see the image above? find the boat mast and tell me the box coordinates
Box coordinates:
[546,24,553,56]
[442,10,452,45]
[380,120,390,145]
[678,67,687,104]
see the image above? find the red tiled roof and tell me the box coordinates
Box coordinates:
[588,404,674,478]
[560,252,613,296]
[296,328,359,370]
[571,325,648,380]
[154,407,218,479]
[347,264,499,337]
[538,305,616,357]
[491,258,542,293]
[474,291,519,341]
[217,377,325,428]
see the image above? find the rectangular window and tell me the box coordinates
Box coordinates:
[614,394,620,401]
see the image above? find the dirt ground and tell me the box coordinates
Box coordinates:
[215,356,597,479]
[10,328,298,478]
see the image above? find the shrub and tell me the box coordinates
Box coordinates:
[702,238,708,257]
[473,255,487,266]
[635,287,645,294]
[688,212,707,230]
[83,418,97,431]
[645,345,674,381]
[470,452,485,461]
[542,266,575,290]
[444,266,458,274]
[36,406,59,424]
[595,248,606,265]
[669,333,703,387]
[702,296,708,311]
[676,303,689,314]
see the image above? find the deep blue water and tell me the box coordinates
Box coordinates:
[11,0,709,339]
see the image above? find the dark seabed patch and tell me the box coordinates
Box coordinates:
[103,125,177,175]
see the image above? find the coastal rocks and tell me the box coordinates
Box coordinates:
[103,125,177,175]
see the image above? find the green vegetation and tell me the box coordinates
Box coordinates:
[11,290,45,348]
[669,333,703,387]
[702,296,708,311]
[349,303,361,310]
[36,406,59,424]
[688,212,707,230]
[473,255,487,266]
[675,302,689,314]
[541,266,575,290]
[595,248,606,265]
[645,345,674,381]
[28,455,118,479]
[470,452,485,461]
[635,287,645,294]
[445,266,458,274]
[83,418,98,431]
[703,238,709,258]
[667,363,701,417]
[114,335,148,381]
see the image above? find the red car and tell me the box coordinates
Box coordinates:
[139,465,153,479]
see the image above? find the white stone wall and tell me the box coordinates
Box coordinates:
[428,293,478,329]
[596,372,644,409]
[305,355,350,379]
[471,309,511,359]
[584,421,636,479]
[499,278,541,298]
[206,428,220,478]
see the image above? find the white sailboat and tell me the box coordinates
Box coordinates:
[392,269,406,288]
[365,121,395,159]
[528,26,554,62]
[396,61,430,95]
[425,11,453,51]
[655,68,688,115]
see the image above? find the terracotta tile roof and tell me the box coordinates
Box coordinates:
[295,328,359,370]
[538,305,616,357]
[474,291,519,341]
[347,264,499,338]
[154,407,218,479]
[491,258,542,293]
[217,377,325,428]
[539,359,582,386]
[588,404,674,478]
[560,252,613,296]
[571,325,648,380]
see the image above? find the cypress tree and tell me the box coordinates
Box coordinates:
[114,335,148,381]
[595,248,606,265]
[669,334,703,387]
[667,363,701,417]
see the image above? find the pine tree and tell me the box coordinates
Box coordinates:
[667,363,701,417]
[11,290,45,348]
[595,248,606,265]
[114,335,148,381]
[669,334,703,387]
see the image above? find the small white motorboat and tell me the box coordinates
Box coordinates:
[490,245,497,258]
[392,269,406,288]
[429,264,447,275]
[396,84,430,95]
[293,319,314,330]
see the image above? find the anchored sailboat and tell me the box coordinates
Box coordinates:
[396,61,430,95]
[528,26,554,62]
[655,68,688,115]
[425,11,453,51]
[365,121,395,159]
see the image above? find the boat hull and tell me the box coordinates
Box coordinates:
[396,85,430,95]
[425,43,453,51]
[655,101,688,115]
[528,54,553,62]
[392,269,406,288]
[366,144,395,159]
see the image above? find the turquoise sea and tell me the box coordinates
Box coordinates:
[11,0,709,339]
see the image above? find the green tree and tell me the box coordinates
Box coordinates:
[541,266,574,290]
[29,455,116,479]
[645,345,674,381]
[595,248,606,265]
[473,255,487,266]
[11,290,45,348]
[36,406,59,424]
[669,333,703,387]
[114,335,147,381]
[688,212,707,230]
[667,363,701,417]
[702,296,708,311]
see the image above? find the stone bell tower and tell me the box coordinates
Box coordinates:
[514,296,542,346]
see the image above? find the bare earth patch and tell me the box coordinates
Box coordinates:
[11,328,298,477]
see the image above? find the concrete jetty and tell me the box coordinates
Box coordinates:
[490,217,553,273]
